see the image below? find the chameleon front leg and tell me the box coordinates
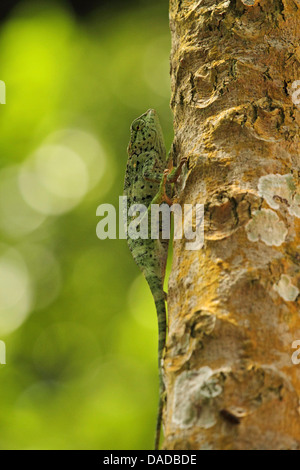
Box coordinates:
[142,152,187,206]
[166,155,188,184]
[151,155,188,206]
[135,154,188,240]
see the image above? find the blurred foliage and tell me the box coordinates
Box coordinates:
[0,0,173,449]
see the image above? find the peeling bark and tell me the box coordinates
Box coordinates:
[165,0,300,450]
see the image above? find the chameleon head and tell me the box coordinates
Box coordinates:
[128,109,166,158]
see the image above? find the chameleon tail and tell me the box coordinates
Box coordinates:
[154,294,166,450]
[146,276,167,450]
[155,383,164,451]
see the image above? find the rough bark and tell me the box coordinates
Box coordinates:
[164,0,300,450]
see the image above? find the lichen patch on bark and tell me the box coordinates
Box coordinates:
[245,208,288,246]
[274,274,300,302]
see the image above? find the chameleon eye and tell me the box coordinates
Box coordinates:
[132,119,145,132]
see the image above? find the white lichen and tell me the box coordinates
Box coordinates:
[258,173,300,218]
[172,367,222,429]
[273,274,299,302]
[245,209,288,246]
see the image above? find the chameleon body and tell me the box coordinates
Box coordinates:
[123,109,186,449]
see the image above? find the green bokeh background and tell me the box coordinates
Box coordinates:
[0,0,173,449]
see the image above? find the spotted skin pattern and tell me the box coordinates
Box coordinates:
[124,109,186,449]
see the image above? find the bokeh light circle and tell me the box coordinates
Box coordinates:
[19,144,89,215]
[0,245,33,334]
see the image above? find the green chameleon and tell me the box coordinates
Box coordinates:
[123,109,186,449]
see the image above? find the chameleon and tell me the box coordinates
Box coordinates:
[123,109,186,449]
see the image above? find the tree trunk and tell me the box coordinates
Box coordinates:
[164,0,300,450]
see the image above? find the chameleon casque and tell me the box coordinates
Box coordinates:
[123,109,186,449]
